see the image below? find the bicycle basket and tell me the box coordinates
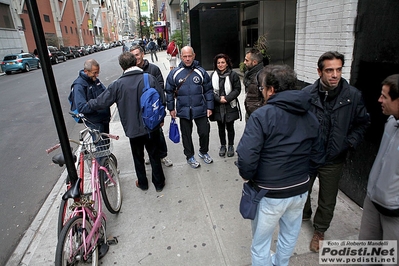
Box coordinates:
[82,135,112,160]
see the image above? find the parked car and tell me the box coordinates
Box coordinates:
[60,46,80,59]
[84,45,94,54]
[47,46,67,64]
[91,44,99,52]
[1,53,41,75]
[77,46,89,56]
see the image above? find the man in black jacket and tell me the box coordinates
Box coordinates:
[87,52,166,192]
[243,48,264,121]
[130,45,173,167]
[302,51,369,252]
[237,65,324,266]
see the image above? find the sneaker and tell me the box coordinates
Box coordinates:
[309,230,324,252]
[145,156,150,165]
[161,157,173,167]
[219,145,226,157]
[198,152,213,164]
[227,145,235,157]
[187,156,201,169]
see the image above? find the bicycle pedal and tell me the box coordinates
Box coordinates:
[107,236,118,245]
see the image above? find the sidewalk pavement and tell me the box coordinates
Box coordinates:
[6,50,363,266]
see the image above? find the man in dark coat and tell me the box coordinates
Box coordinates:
[302,51,369,252]
[237,65,324,266]
[87,52,166,192]
[130,45,173,167]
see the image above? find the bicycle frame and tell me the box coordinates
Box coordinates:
[64,143,121,262]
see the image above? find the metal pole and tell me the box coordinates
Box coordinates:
[25,0,78,184]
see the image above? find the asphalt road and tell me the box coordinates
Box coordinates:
[0,47,123,262]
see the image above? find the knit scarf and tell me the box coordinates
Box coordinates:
[212,69,236,108]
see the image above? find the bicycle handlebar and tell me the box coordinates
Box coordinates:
[46,143,61,154]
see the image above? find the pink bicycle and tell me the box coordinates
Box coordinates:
[47,114,122,265]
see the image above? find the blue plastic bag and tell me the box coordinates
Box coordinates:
[169,118,180,143]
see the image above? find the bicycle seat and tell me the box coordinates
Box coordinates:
[62,178,81,200]
[52,153,77,167]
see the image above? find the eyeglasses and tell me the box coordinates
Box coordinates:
[258,86,264,92]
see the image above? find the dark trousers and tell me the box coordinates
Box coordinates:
[180,116,210,160]
[150,50,158,62]
[303,162,344,232]
[159,128,168,158]
[129,130,165,189]
[217,120,235,146]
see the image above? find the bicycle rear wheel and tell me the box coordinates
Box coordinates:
[55,216,98,266]
[99,157,122,214]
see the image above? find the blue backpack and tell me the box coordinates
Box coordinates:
[140,73,165,130]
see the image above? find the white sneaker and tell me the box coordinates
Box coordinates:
[161,157,173,167]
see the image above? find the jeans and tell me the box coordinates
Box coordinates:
[251,192,308,266]
[150,49,158,62]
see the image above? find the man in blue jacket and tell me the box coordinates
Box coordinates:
[165,46,214,168]
[237,65,324,266]
[69,59,110,133]
[359,74,399,249]
[87,52,166,192]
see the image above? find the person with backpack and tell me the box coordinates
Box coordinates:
[69,59,110,133]
[130,44,173,167]
[147,38,158,63]
[86,52,166,192]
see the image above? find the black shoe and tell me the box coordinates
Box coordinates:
[155,182,165,192]
[227,145,234,157]
[136,180,148,191]
[219,145,226,157]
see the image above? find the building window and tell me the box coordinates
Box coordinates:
[43,14,50,22]
[0,3,15,29]
[20,18,26,31]
[65,26,68,33]
[75,27,78,34]
[70,27,73,34]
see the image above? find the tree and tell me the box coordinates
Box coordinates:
[170,30,182,48]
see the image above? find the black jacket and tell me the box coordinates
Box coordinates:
[243,63,264,115]
[237,90,324,198]
[210,69,241,123]
[302,78,369,164]
[87,67,164,138]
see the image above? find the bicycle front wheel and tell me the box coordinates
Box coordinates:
[55,216,98,266]
[100,157,122,214]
